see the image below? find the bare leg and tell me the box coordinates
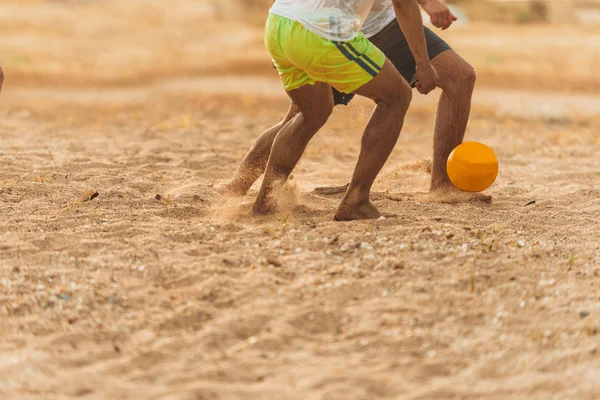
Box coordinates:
[429,50,492,202]
[221,102,300,196]
[335,59,412,221]
[0,66,4,94]
[253,83,333,215]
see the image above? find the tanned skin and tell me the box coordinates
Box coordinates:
[223,0,490,217]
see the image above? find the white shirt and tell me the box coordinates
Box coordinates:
[361,0,396,39]
[270,0,377,41]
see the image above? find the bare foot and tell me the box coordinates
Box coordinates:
[428,186,493,204]
[218,182,248,197]
[334,200,382,221]
[252,196,278,216]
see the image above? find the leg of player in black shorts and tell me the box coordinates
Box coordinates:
[221,24,490,202]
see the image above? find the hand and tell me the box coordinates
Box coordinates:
[414,62,438,95]
[420,0,457,30]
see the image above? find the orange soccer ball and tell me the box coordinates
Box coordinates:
[447,142,498,192]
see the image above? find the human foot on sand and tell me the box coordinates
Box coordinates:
[334,200,382,221]
[428,185,492,204]
[218,181,248,197]
[251,193,278,216]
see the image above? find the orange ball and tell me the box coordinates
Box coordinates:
[447,142,498,192]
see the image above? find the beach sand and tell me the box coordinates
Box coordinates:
[1,1,599,399]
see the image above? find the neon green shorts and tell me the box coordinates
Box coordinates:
[265,13,386,94]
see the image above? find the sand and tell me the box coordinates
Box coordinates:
[1,1,600,399]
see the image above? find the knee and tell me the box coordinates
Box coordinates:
[446,62,476,94]
[304,100,333,130]
[382,80,412,111]
[282,103,301,124]
[461,63,477,90]
[397,82,413,109]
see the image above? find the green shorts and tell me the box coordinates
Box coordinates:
[265,13,386,94]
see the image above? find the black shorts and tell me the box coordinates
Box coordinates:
[332,22,452,106]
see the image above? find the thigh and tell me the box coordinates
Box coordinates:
[353,58,411,105]
[282,101,300,124]
[287,82,334,121]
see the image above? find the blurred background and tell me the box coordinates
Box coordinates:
[1,0,599,93]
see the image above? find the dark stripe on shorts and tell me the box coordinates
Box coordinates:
[333,41,379,77]
[342,42,382,74]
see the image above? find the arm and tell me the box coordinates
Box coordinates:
[391,0,438,94]
[418,0,457,30]
[371,0,387,11]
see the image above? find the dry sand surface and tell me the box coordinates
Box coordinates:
[1,1,600,399]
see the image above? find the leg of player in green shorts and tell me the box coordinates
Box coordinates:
[253,20,413,220]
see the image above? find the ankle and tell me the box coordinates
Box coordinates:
[342,188,369,206]
[430,176,452,191]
